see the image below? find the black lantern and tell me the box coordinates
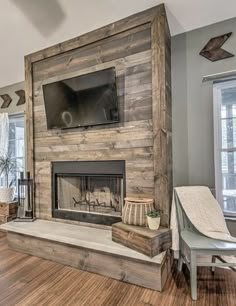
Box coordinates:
[15,171,35,221]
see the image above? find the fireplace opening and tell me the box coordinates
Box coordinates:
[52,161,125,225]
[57,175,123,216]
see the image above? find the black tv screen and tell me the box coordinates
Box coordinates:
[42,67,119,129]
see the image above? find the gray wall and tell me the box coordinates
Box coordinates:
[172,17,236,236]
[172,17,236,188]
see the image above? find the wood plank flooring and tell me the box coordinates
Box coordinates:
[0,232,235,306]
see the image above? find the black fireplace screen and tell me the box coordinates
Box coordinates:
[57,175,123,216]
[52,160,125,225]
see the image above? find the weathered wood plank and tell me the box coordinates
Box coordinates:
[34,147,153,162]
[32,50,152,98]
[112,222,172,257]
[33,26,151,82]
[0,202,18,216]
[151,8,172,227]
[34,138,153,154]
[7,232,170,292]
[34,128,153,147]
[25,57,35,191]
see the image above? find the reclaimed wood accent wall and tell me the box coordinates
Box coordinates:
[25,4,172,226]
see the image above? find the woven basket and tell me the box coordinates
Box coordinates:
[122,197,154,226]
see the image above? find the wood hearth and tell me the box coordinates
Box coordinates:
[1,220,171,291]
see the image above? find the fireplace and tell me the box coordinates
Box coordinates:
[52,161,125,225]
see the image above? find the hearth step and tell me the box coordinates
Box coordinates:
[112,222,172,257]
[1,220,171,291]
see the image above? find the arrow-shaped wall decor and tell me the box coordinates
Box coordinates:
[0,94,12,109]
[200,32,234,62]
[15,90,25,106]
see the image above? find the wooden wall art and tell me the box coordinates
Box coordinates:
[200,32,234,62]
[0,90,25,109]
[15,90,26,106]
[0,94,12,108]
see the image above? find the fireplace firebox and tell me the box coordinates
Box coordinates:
[52,161,125,225]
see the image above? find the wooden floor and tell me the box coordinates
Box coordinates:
[0,232,235,306]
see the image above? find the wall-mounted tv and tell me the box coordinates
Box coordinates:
[42,67,119,130]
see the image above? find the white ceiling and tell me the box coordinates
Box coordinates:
[1,0,236,87]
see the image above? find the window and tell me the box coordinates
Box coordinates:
[8,114,25,192]
[214,80,236,217]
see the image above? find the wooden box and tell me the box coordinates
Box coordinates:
[112,222,172,257]
[0,214,16,224]
[0,201,18,216]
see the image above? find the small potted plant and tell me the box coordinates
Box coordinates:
[146,210,161,230]
[0,153,17,202]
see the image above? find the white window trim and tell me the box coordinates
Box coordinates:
[213,82,222,206]
[213,79,236,217]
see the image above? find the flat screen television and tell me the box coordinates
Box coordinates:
[42,67,119,130]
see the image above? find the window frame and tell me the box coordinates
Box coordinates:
[213,79,236,218]
[8,113,26,193]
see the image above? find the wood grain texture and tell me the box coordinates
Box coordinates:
[112,222,172,257]
[26,5,165,63]
[7,232,170,291]
[32,25,151,83]
[31,27,153,221]
[0,233,235,305]
[151,8,172,226]
[0,202,18,225]
[0,214,16,224]
[25,4,172,225]
[25,56,34,191]
[200,33,234,62]
[0,201,18,216]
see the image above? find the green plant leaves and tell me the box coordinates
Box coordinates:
[146,210,161,218]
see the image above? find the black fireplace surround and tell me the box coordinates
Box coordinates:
[52,160,125,225]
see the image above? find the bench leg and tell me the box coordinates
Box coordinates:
[211,256,216,274]
[190,251,197,300]
[178,252,183,272]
